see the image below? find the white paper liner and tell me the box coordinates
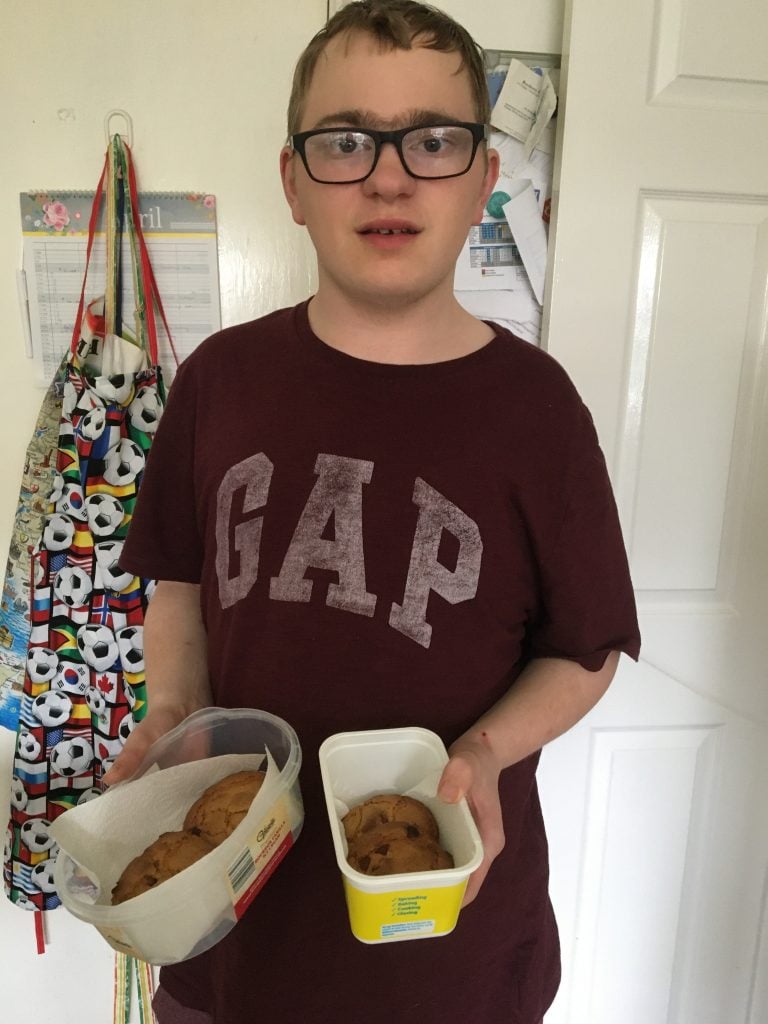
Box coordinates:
[50,752,282,906]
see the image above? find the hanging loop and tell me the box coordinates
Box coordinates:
[104,109,134,148]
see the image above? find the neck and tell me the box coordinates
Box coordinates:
[307,282,494,365]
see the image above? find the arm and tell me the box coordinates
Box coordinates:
[103,580,212,785]
[438,651,619,905]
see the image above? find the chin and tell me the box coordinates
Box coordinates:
[339,273,453,311]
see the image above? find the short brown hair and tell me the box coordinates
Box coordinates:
[287,1,490,136]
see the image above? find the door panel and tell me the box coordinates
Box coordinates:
[651,0,768,110]
[540,0,768,1020]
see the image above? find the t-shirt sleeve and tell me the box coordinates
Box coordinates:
[527,400,641,672]
[120,359,203,583]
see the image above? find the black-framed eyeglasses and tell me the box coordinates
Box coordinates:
[290,122,488,184]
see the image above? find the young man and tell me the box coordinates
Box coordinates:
[112,3,640,1021]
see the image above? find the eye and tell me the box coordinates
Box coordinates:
[334,134,361,154]
[406,127,459,157]
[323,131,372,157]
[421,136,445,153]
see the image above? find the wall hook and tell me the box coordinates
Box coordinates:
[104,109,134,148]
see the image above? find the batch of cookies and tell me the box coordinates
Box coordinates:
[112,769,265,904]
[341,793,453,876]
[113,774,452,903]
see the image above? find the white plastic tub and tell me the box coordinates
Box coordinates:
[51,707,303,964]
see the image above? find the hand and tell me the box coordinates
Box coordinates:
[437,735,504,907]
[102,703,189,787]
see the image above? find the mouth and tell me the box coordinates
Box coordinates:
[357,220,421,236]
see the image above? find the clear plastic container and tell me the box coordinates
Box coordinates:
[319,727,483,944]
[51,707,303,964]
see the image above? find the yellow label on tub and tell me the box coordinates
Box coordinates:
[342,878,467,943]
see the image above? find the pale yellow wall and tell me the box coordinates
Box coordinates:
[0,0,325,566]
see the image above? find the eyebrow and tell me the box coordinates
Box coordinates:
[310,108,469,130]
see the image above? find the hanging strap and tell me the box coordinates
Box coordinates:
[69,154,109,356]
[33,910,45,954]
[114,953,157,1024]
[104,135,124,341]
[69,134,179,369]
[122,140,180,368]
[118,139,158,364]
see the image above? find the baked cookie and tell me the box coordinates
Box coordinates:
[111,830,214,904]
[348,823,454,876]
[183,769,266,846]
[342,794,439,844]
[343,795,454,877]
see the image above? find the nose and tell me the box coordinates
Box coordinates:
[362,141,416,199]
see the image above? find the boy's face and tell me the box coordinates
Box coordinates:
[281,31,499,312]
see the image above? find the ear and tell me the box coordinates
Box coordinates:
[471,146,500,225]
[280,146,307,226]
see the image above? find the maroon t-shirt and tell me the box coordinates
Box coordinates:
[122,301,640,1024]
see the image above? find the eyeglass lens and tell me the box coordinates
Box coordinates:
[303,126,476,182]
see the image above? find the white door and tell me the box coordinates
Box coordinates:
[538,1,768,1022]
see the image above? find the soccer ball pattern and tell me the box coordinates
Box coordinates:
[77,787,103,805]
[76,623,119,672]
[20,819,56,853]
[93,372,134,406]
[31,858,58,894]
[32,690,73,727]
[128,385,163,434]
[103,438,145,486]
[84,493,124,537]
[117,625,144,674]
[80,405,107,441]
[10,778,27,812]
[51,737,94,777]
[27,647,58,684]
[53,566,93,608]
[95,540,135,592]
[42,513,75,552]
[85,686,107,718]
[16,731,42,762]
[6,351,164,911]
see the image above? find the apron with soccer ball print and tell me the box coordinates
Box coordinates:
[3,134,174,915]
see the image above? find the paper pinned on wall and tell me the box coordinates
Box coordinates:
[490,59,557,158]
[19,191,222,385]
[502,181,548,305]
[492,130,553,205]
[454,214,527,292]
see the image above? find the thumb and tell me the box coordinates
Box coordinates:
[437,755,473,804]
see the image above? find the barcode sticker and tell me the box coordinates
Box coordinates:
[228,848,257,894]
[226,794,294,919]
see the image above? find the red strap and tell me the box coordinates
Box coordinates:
[124,142,180,368]
[69,154,109,355]
[34,910,46,954]
[70,140,179,369]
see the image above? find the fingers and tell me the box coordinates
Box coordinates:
[437,749,506,907]
[102,707,179,786]
[437,754,474,804]
[102,727,154,786]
